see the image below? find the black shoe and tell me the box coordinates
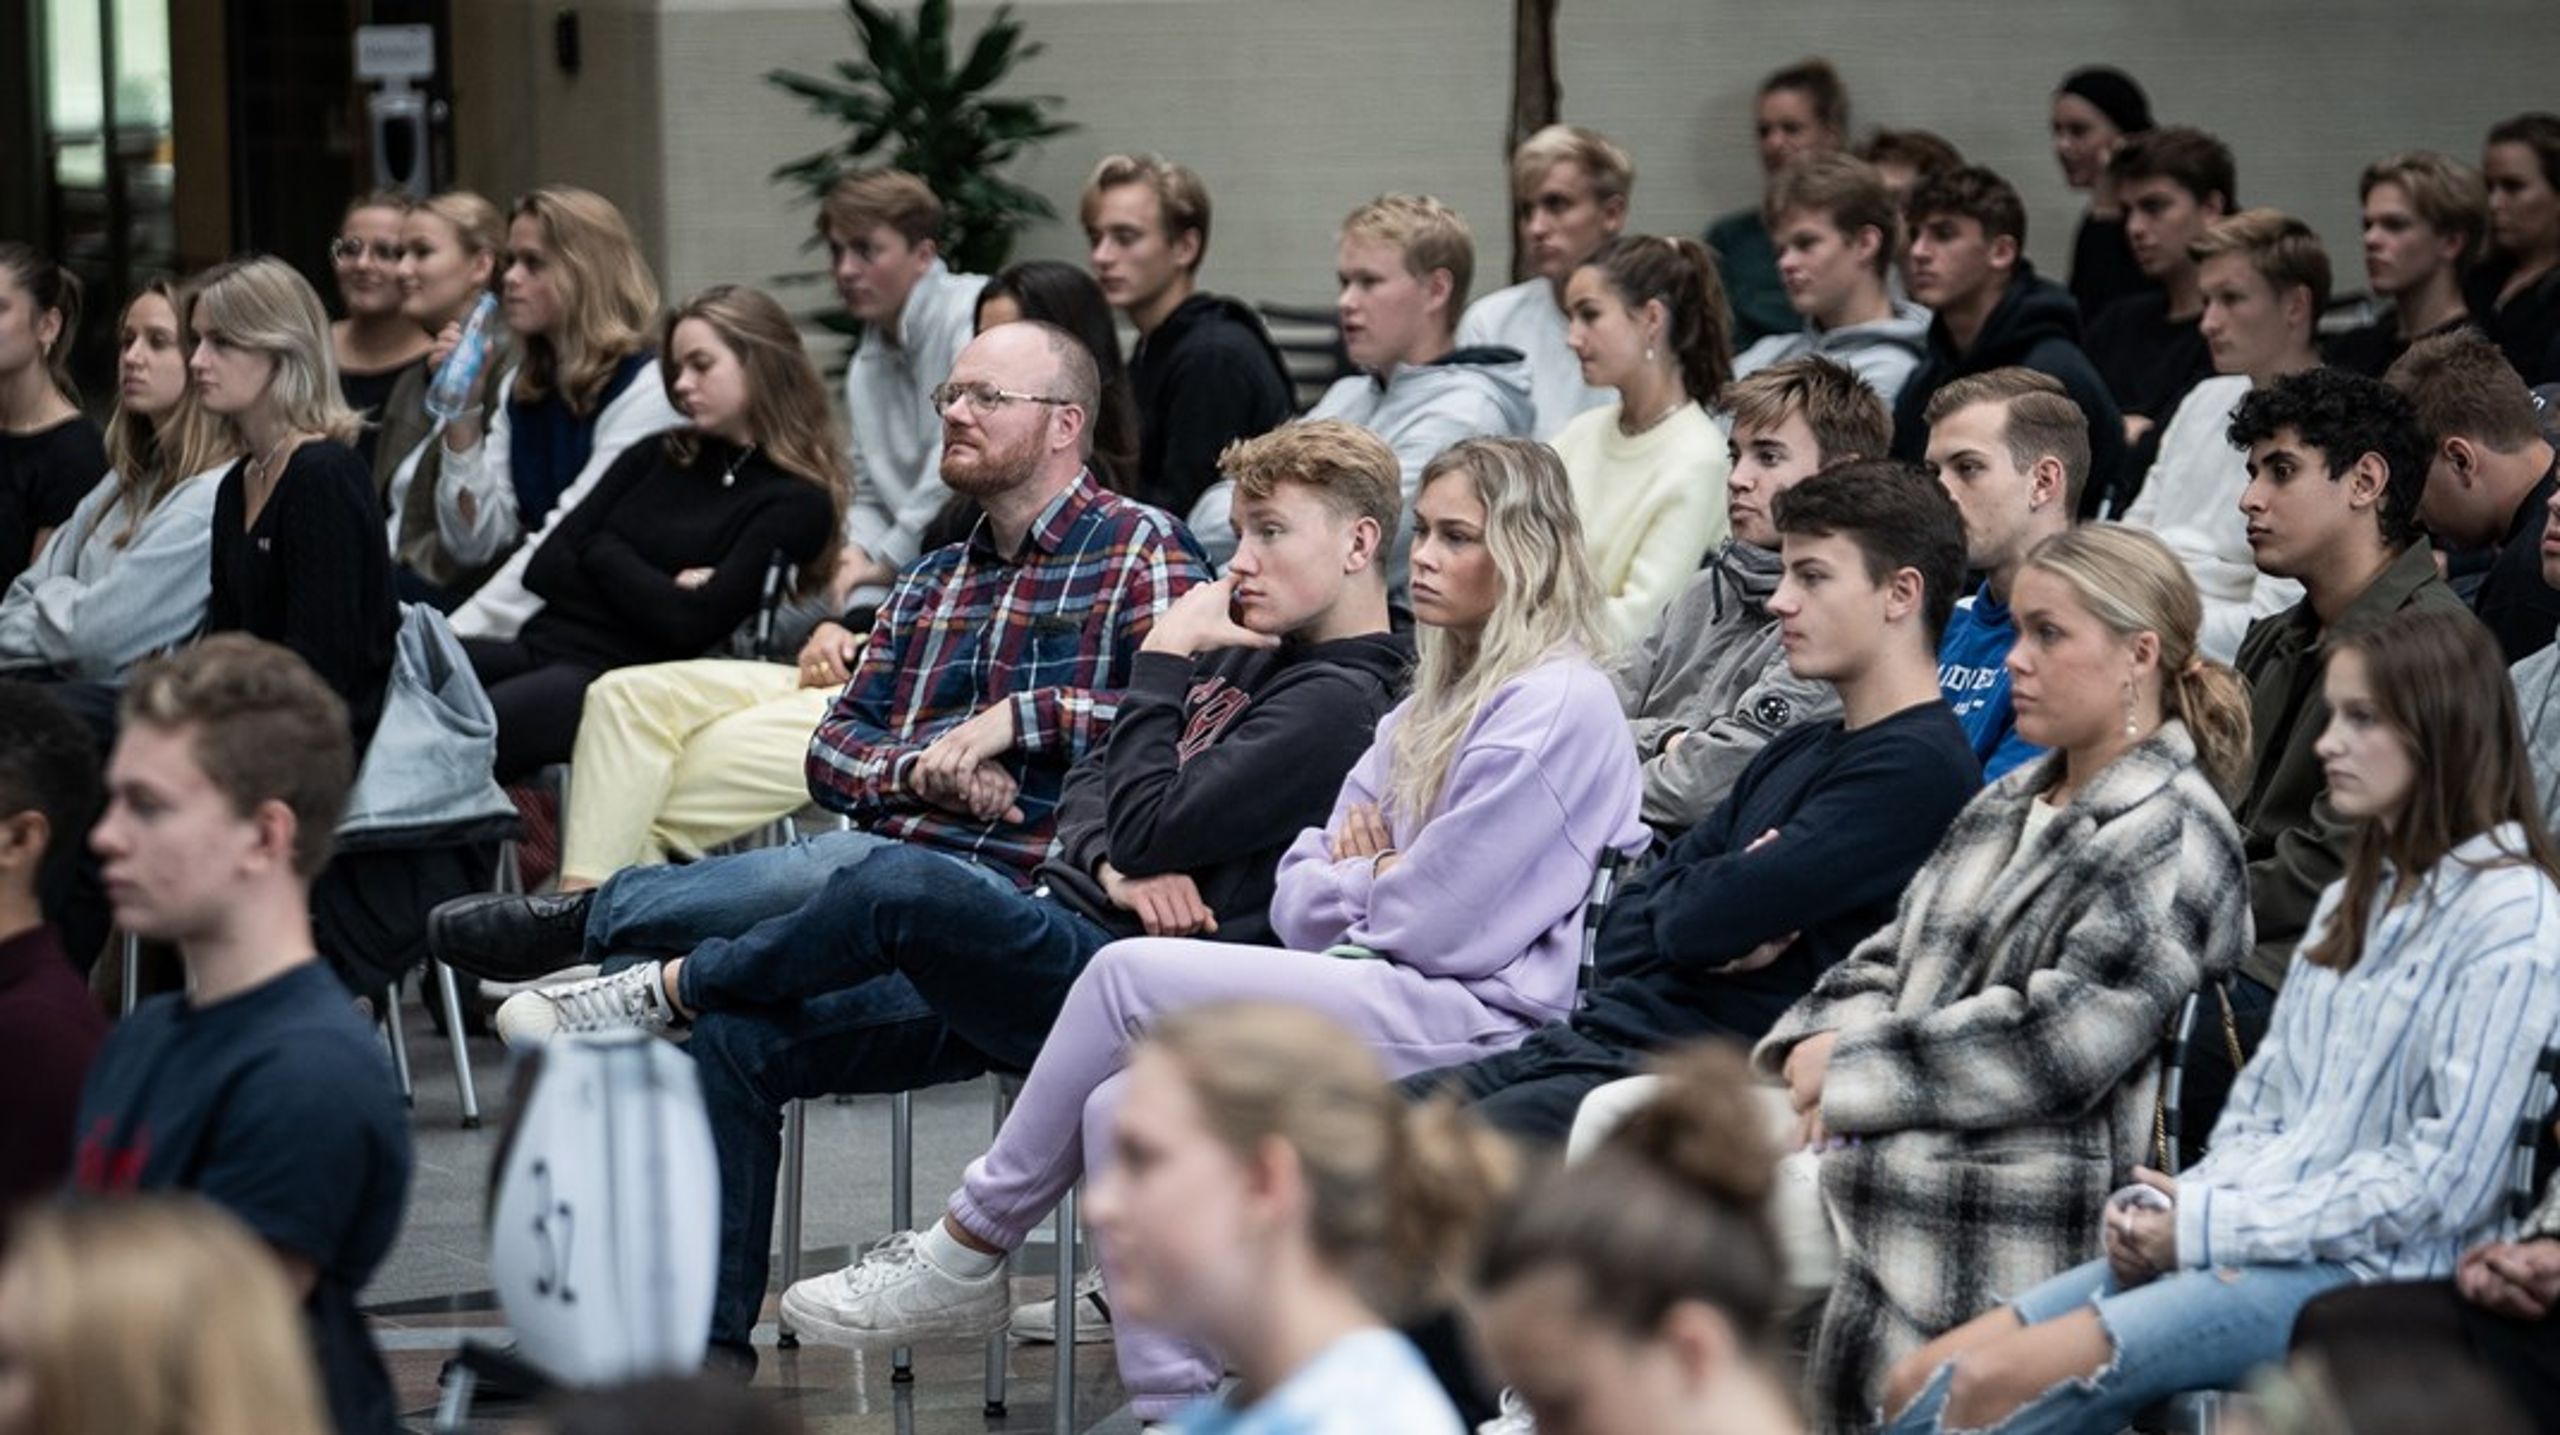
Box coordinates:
[427,890,595,983]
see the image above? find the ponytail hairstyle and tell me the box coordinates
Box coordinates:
[0,241,83,407]
[508,186,661,415]
[2304,609,2560,972]
[1145,1002,1518,1318]
[1580,234,1733,409]
[2019,523,2253,802]
[1476,1042,1785,1347]
[1391,437,1611,823]
[101,279,240,547]
[658,284,846,593]
[189,256,365,447]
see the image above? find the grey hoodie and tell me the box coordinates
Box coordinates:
[1733,299,1933,409]
[1611,540,1839,832]
[2517,645,2560,831]
[1308,345,1536,595]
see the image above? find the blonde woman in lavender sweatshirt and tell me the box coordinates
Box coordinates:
[778,435,1651,1421]
[1882,607,2560,1435]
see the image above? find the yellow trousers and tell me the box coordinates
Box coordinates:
[559,659,837,884]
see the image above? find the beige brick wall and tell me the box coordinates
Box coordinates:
[456,0,2557,323]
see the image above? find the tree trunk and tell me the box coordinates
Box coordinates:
[1508,0,1561,282]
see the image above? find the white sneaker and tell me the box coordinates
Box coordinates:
[476,963,599,1003]
[779,1230,1012,1349]
[1010,1267,1113,1344]
[492,962,675,1048]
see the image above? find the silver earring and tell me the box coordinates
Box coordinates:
[1645,343,1657,364]
[2122,680,2140,739]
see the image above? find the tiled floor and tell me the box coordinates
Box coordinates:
[374,990,1137,1432]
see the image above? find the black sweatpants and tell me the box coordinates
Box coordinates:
[460,638,605,784]
[1399,1022,1646,1146]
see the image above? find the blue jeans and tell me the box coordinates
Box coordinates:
[1885,1257,2357,1435]
[682,845,1121,1353]
[582,825,903,962]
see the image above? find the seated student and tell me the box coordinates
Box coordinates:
[1856,129,1964,213]
[72,637,413,1435]
[772,438,1648,1426]
[2049,67,2158,323]
[1753,523,2254,1428]
[1890,167,2127,516]
[1475,1045,1812,1435]
[1459,125,1634,438]
[482,422,1406,1365]
[2084,128,2232,458]
[2121,209,2324,661]
[2517,479,2560,828]
[2216,369,2470,1063]
[0,279,237,679]
[0,244,108,590]
[1404,460,1979,1143]
[2470,115,2560,385]
[189,256,399,751]
[1615,356,1887,832]
[429,321,1206,979]
[1924,368,2083,779]
[458,285,839,783]
[1736,154,1930,408]
[0,1197,336,1435]
[1707,59,1851,352]
[1307,196,1535,594]
[2327,152,2489,378]
[1094,1004,1513,1435]
[0,681,107,1211]
[440,187,686,639]
[326,191,433,474]
[383,190,511,605]
[2389,330,2560,663]
[816,169,987,614]
[1883,608,2560,1435]
[1082,154,1293,558]
[1555,235,1734,642]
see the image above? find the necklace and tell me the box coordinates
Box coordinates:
[1618,400,1684,438]
[720,442,757,488]
[251,430,302,487]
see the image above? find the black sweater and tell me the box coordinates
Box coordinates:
[1040,632,1411,946]
[2476,463,2560,666]
[518,436,835,670]
[1577,701,1981,1053]
[1,414,107,588]
[208,440,399,747]
[1128,293,1295,520]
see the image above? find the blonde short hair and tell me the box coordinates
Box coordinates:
[1510,125,1635,206]
[189,255,363,446]
[1340,195,1476,311]
[1079,154,1214,269]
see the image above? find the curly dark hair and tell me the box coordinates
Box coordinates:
[2226,367,2429,550]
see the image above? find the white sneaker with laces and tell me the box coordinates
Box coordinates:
[492,961,676,1048]
[1010,1267,1113,1344]
[779,1229,1012,1348]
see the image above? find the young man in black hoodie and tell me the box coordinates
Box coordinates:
[2389,329,2560,663]
[1083,153,1295,563]
[500,421,1411,1369]
[1892,165,2129,517]
[1403,460,1982,1143]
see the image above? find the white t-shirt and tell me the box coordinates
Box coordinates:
[1167,1328,1464,1435]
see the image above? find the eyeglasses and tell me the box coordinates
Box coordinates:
[930,381,1074,414]
[330,237,403,265]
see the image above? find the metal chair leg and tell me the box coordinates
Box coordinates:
[986,1077,1015,1417]
[381,980,414,1104]
[1054,1186,1077,1435]
[892,1089,915,1381]
[432,960,481,1128]
[119,931,141,1016]
[777,1099,806,1349]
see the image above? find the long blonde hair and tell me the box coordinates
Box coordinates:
[1389,437,1610,822]
[1147,1002,1517,1318]
[2020,523,2253,801]
[1,1197,332,1435]
[660,284,847,591]
[509,186,660,415]
[189,255,364,446]
[101,279,240,547]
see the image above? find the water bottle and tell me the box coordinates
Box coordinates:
[426,292,501,423]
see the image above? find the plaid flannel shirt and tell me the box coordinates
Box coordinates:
[805,470,1207,882]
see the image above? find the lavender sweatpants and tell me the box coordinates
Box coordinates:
[944,936,1540,1420]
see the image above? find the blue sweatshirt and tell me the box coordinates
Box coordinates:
[1938,582,2042,780]
[1579,701,1982,1051]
